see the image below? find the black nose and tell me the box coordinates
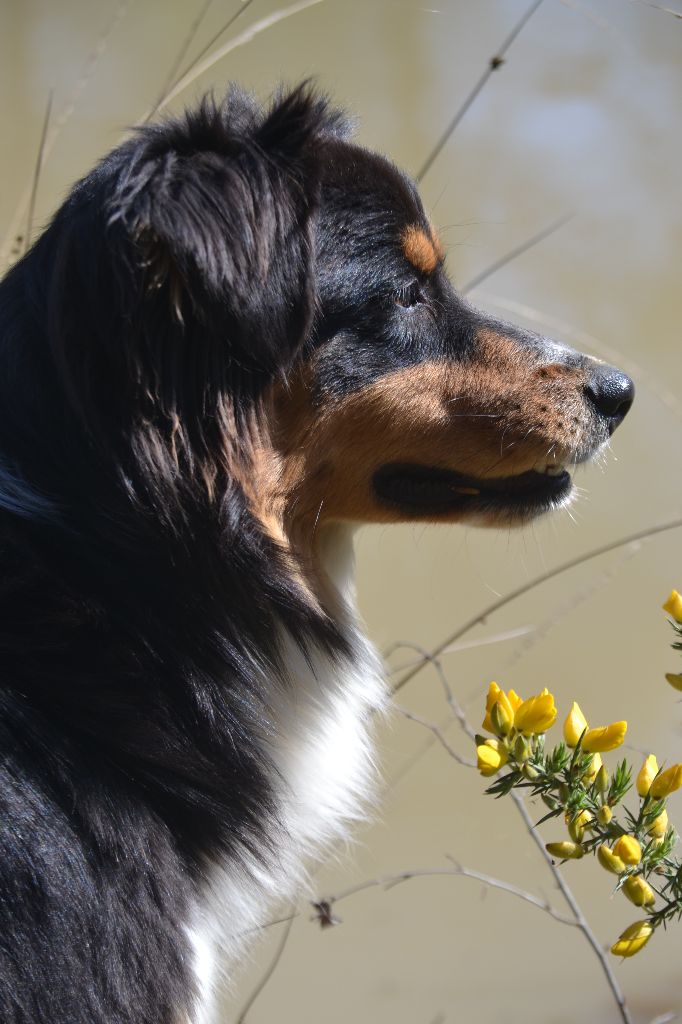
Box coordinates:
[584,365,634,432]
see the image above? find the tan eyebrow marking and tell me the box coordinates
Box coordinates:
[401,224,444,274]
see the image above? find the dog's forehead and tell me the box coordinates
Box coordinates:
[318,141,428,254]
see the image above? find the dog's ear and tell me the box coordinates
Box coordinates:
[109,85,345,379]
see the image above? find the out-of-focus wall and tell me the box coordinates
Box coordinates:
[2,2,681,1021]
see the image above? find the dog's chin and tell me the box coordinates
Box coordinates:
[372,462,574,525]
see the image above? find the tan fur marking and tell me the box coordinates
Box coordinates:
[401,225,440,275]
[243,325,594,576]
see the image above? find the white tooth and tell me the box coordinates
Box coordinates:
[545,464,566,477]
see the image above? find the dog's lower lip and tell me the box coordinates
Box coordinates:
[373,463,572,513]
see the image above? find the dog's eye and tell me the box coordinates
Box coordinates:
[394,282,425,309]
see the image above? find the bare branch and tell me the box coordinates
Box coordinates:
[460,213,573,295]
[24,90,54,256]
[391,518,682,697]
[386,625,536,672]
[511,791,633,1024]
[1,0,133,272]
[146,0,218,122]
[156,0,325,113]
[387,641,474,739]
[317,861,576,927]
[170,0,256,89]
[416,0,546,183]
[630,0,682,19]
[394,704,475,766]
[235,907,296,1024]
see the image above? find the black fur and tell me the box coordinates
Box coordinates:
[0,85,347,1024]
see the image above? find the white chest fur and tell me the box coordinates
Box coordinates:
[187,527,386,1024]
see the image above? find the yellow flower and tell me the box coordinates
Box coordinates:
[545,841,583,860]
[612,834,642,866]
[611,920,653,958]
[665,672,682,692]
[491,700,514,737]
[582,721,627,754]
[568,809,592,843]
[648,808,668,839]
[477,739,508,778]
[482,683,522,734]
[597,844,625,875]
[563,702,588,747]
[636,754,659,798]
[514,689,558,736]
[623,876,656,908]
[651,764,682,799]
[597,805,613,826]
[583,752,603,784]
[663,590,682,623]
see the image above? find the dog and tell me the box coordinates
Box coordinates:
[0,84,633,1023]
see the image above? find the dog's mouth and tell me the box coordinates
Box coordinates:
[372,462,573,517]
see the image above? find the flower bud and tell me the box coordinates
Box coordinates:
[665,672,682,692]
[650,764,682,799]
[611,920,653,958]
[568,809,592,843]
[522,762,540,781]
[563,702,588,748]
[662,590,682,623]
[595,764,609,794]
[597,805,613,826]
[476,739,508,778]
[636,754,659,798]
[491,699,513,737]
[582,721,628,754]
[612,834,642,866]
[648,808,668,838]
[597,844,625,874]
[582,753,602,785]
[545,841,583,860]
[513,734,531,762]
[541,793,560,811]
[623,876,656,908]
[482,682,522,733]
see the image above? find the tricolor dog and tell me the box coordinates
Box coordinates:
[0,86,633,1023]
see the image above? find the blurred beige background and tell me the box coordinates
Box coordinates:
[2,1,681,1021]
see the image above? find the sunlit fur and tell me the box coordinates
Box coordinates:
[0,85,632,1024]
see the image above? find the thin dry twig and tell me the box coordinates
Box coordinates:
[167,0,256,95]
[390,661,633,1023]
[24,90,54,256]
[460,213,573,294]
[146,0,218,122]
[391,518,682,697]
[416,0,546,183]
[235,906,296,1024]
[511,792,633,1024]
[630,0,682,18]
[500,541,643,672]
[387,642,474,740]
[155,0,325,113]
[386,625,536,673]
[394,704,475,766]
[319,862,576,927]
[1,0,133,271]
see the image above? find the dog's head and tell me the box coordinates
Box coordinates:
[21,85,632,553]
